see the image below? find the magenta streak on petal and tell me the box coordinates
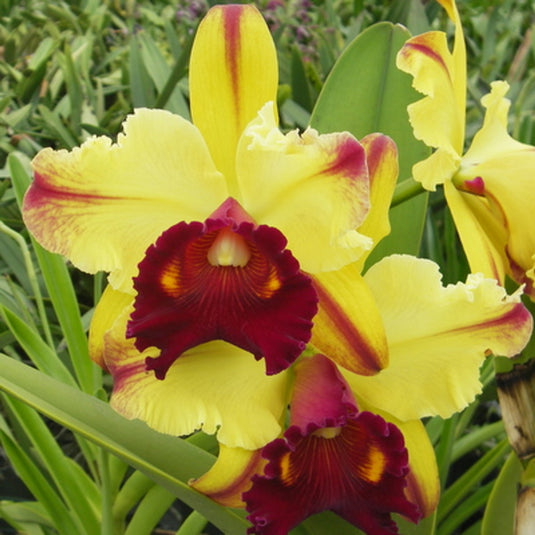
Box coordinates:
[25,172,118,205]
[323,136,367,179]
[361,134,389,179]
[445,302,532,356]
[223,5,243,129]
[314,282,383,375]
[403,41,453,84]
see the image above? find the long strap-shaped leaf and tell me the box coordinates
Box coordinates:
[0,354,250,534]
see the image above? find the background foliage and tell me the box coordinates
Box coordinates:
[0,0,534,534]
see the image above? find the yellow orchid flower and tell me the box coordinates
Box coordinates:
[397,0,535,298]
[21,3,533,534]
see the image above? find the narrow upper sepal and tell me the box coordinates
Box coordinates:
[189,4,278,188]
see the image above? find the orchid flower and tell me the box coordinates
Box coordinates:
[397,0,535,298]
[21,3,533,535]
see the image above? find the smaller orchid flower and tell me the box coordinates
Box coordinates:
[396,0,535,298]
[244,354,421,535]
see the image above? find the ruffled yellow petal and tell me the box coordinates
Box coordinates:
[345,255,532,421]
[455,82,535,293]
[311,264,388,375]
[103,306,289,449]
[189,4,278,192]
[190,444,265,507]
[236,103,372,273]
[23,109,227,292]
[396,0,466,190]
[355,133,398,270]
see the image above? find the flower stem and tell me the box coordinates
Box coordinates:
[176,510,209,535]
[391,178,425,207]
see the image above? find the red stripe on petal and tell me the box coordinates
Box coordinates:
[127,199,318,378]
[245,406,420,535]
[223,5,243,100]
[403,41,452,83]
[324,135,367,179]
[314,282,384,375]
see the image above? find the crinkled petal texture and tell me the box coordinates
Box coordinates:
[236,103,372,273]
[127,198,318,378]
[357,398,440,519]
[93,296,289,450]
[455,81,535,296]
[345,255,532,422]
[23,109,227,292]
[244,355,420,535]
[396,0,465,190]
[189,4,278,190]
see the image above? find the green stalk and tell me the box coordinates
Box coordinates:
[391,178,425,207]
[176,511,209,535]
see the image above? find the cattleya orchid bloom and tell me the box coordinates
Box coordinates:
[21,3,533,534]
[397,0,535,298]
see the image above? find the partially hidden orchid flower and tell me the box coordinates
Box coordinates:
[397,0,535,298]
[21,3,534,535]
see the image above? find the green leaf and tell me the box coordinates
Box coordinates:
[0,500,53,532]
[290,46,313,112]
[0,306,75,385]
[310,22,429,260]
[137,32,189,117]
[1,393,101,533]
[438,439,511,523]
[481,451,522,535]
[0,430,84,534]
[0,355,250,535]
[395,512,436,535]
[129,36,155,108]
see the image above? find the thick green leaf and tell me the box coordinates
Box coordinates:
[310,22,429,260]
[0,355,249,534]
[481,451,522,535]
